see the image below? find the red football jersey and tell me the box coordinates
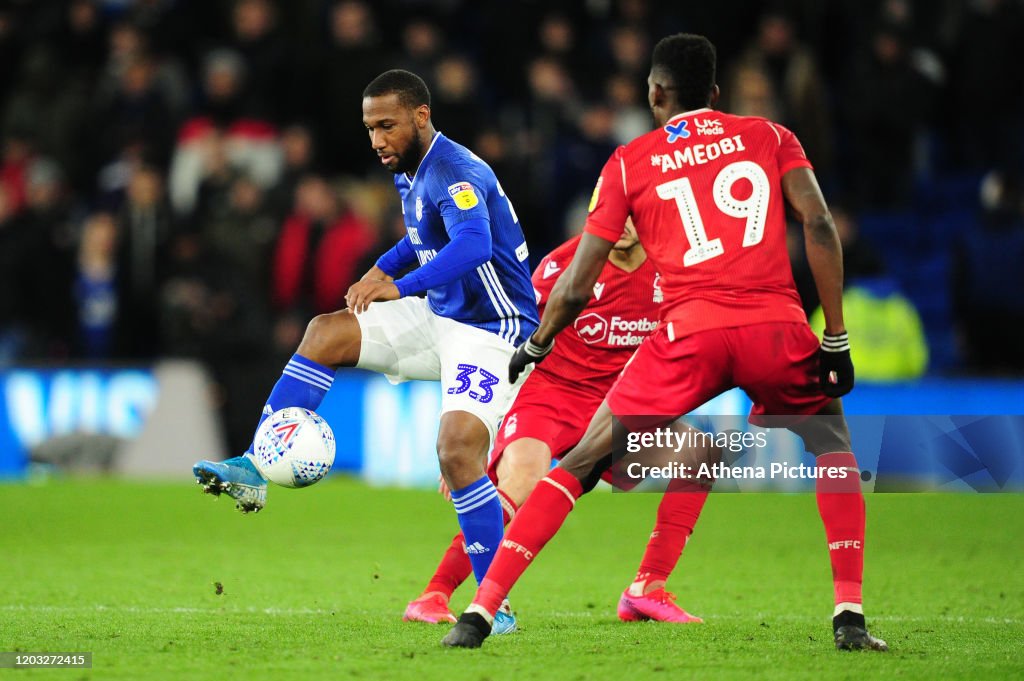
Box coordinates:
[532,236,661,389]
[584,108,810,335]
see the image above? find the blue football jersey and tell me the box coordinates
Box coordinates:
[394,133,538,345]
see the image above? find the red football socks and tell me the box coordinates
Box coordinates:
[472,467,583,616]
[815,452,865,610]
[425,488,520,598]
[635,479,709,585]
[425,533,473,599]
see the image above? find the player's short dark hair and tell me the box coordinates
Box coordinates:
[651,34,717,110]
[362,69,431,109]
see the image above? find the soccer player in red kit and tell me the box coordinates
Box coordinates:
[406,222,710,625]
[444,33,887,651]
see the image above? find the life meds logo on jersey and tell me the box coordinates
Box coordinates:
[447,182,479,210]
[664,119,690,143]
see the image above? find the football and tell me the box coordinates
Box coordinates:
[251,407,336,488]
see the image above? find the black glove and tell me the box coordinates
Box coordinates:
[508,336,555,383]
[818,331,854,397]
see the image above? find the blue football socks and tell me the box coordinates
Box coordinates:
[450,475,505,584]
[247,354,335,454]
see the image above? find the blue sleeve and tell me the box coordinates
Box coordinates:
[430,159,491,227]
[375,235,417,277]
[393,218,492,296]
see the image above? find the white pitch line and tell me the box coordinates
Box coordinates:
[0,605,1020,625]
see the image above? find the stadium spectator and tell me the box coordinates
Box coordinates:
[0,182,32,362]
[954,171,1024,373]
[726,10,833,179]
[228,0,292,124]
[74,212,120,359]
[116,163,174,357]
[55,0,107,86]
[90,51,176,173]
[605,72,649,145]
[844,21,935,209]
[947,0,1024,170]
[317,0,392,176]
[271,175,376,319]
[200,174,278,297]
[2,47,91,193]
[264,123,317,220]
[398,16,445,92]
[810,278,929,381]
[431,55,485,149]
[22,157,76,357]
[168,48,281,217]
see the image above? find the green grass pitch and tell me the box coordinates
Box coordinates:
[2,478,1022,680]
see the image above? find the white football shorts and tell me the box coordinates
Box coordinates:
[354,296,527,442]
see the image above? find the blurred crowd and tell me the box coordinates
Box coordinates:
[1,0,1023,444]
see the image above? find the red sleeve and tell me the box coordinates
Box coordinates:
[583,146,630,243]
[770,122,814,176]
[531,253,557,311]
[531,237,578,311]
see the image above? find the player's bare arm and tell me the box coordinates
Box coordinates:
[783,167,854,397]
[782,168,845,335]
[360,265,394,283]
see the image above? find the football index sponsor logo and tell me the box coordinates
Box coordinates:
[447,181,479,210]
[664,119,690,143]
[575,313,658,346]
[575,313,608,344]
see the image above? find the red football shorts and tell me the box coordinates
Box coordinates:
[606,321,831,427]
[488,371,609,480]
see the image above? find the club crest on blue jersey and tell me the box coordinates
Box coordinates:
[665,119,690,143]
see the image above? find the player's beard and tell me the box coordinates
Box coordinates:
[391,134,425,175]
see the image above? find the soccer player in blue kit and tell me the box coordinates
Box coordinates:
[193,70,537,633]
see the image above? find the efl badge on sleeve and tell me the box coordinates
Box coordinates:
[447,182,479,210]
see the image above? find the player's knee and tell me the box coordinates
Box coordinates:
[436,430,488,482]
[502,442,551,479]
[299,311,357,366]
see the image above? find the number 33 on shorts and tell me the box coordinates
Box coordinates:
[446,364,500,403]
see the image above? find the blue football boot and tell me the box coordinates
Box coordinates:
[492,599,517,635]
[193,455,267,513]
